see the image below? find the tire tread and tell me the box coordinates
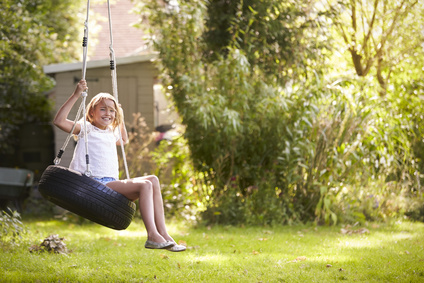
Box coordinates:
[38,165,136,230]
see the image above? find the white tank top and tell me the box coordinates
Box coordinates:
[69,120,119,179]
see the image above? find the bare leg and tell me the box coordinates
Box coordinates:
[107,178,168,244]
[136,175,175,243]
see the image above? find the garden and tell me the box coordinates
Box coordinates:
[1,0,424,281]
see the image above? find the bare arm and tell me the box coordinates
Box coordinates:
[53,79,87,134]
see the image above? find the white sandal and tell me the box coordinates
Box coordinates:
[145,240,175,249]
[167,243,187,252]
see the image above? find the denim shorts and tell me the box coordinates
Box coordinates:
[92,177,117,185]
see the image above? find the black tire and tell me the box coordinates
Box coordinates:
[38,165,136,230]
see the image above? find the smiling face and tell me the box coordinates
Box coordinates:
[86,93,122,130]
[90,99,116,130]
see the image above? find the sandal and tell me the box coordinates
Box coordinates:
[145,240,175,249]
[167,243,187,252]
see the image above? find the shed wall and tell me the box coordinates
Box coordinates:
[50,61,157,167]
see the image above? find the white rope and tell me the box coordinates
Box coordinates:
[54,102,84,165]
[55,0,130,180]
[81,91,91,176]
[107,0,130,180]
[54,0,92,177]
[81,0,90,82]
[81,0,91,177]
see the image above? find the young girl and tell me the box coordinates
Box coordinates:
[54,79,186,252]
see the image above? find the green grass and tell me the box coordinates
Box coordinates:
[1,217,424,282]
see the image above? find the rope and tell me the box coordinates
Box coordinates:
[81,0,90,83]
[55,0,92,177]
[81,0,91,176]
[54,0,130,180]
[53,103,84,165]
[107,0,130,180]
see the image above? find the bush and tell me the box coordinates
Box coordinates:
[193,73,422,226]
[135,0,423,226]
[0,209,26,246]
[119,114,205,223]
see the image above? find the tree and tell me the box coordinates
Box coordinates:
[204,0,329,84]
[0,0,83,156]
[324,0,423,92]
[137,0,335,223]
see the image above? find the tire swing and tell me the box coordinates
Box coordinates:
[39,0,135,230]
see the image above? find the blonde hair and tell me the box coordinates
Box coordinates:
[86,93,123,130]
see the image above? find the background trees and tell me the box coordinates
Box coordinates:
[2,0,423,225]
[137,0,424,224]
[0,0,82,159]
[326,0,422,93]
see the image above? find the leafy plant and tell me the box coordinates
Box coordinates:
[119,114,204,222]
[152,135,207,223]
[118,113,156,179]
[29,234,70,254]
[0,210,26,245]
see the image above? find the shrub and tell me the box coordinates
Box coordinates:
[135,0,423,225]
[119,114,204,223]
[0,209,26,246]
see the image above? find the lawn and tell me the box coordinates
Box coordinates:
[1,216,424,282]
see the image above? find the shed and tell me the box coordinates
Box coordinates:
[43,0,177,167]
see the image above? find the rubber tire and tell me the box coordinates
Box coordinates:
[38,165,136,230]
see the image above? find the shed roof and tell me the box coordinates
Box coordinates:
[43,53,158,74]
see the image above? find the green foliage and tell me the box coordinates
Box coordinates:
[325,0,424,91]
[0,0,82,154]
[204,0,329,84]
[118,113,155,179]
[152,135,207,222]
[119,114,204,222]
[138,0,329,223]
[136,0,424,225]
[0,210,26,246]
[197,74,422,225]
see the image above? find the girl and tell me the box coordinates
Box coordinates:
[54,79,186,252]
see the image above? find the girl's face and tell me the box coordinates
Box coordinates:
[90,99,116,130]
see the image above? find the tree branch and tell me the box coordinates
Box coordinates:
[349,0,365,76]
[362,0,379,56]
